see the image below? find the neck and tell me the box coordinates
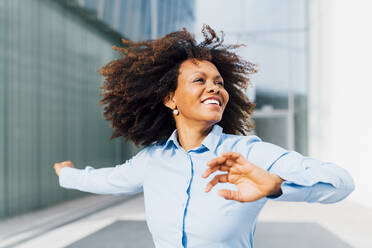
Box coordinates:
[175,119,214,152]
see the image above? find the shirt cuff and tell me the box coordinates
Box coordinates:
[265,179,313,201]
[265,158,354,202]
[59,166,90,190]
[265,151,330,201]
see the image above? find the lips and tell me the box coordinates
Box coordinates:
[201,96,222,106]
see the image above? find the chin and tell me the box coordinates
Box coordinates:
[201,115,222,124]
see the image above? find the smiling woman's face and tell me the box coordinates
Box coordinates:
[164,59,229,127]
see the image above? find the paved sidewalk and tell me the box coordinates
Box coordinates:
[0,193,370,248]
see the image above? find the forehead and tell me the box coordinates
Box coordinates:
[178,59,219,76]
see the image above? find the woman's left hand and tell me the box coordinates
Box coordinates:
[202,151,284,202]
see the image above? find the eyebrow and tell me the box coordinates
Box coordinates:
[191,71,223,80]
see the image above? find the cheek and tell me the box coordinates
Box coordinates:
[176,88,201,110]
[222,91,229,107]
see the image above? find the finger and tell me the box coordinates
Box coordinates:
[202,165,230,178]
[221,151,241,158]
[205,173,229,192]
[222,152,256,172]
[221,152,244,163]
[206,155,237,173]
[203,157,238,178]
[206,156,227,168]
[207,151,245,168]
[218,189,243,202]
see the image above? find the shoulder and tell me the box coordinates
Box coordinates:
[220,133,289,170]
[219,133,262,153]
[248,140,289,169]
[131,143,159,162]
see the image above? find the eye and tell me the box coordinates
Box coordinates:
[194,78,204,82]
[216,81,224,86]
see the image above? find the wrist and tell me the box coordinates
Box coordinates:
[268,175,284,197]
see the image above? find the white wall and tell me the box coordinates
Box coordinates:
[309,0,372,207]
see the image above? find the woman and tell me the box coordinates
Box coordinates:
[53,24,355,248]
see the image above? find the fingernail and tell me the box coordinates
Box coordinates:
[205,185,210,192]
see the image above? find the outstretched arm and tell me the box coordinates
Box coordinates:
[55,148,149,196]
[202,137,355,204]
[249,142,355,204]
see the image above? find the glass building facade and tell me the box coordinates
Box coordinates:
[0,0,195,220]
[195,0,309,155]
[248,0,309,156]
[73,0,194,41]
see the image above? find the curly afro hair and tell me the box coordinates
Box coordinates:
[98,24,257,148]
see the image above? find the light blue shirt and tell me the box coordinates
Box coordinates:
[59,124,355,248]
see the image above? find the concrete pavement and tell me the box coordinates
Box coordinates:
[0,193,370,248]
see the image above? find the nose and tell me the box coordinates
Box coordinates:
[206,81,220,94]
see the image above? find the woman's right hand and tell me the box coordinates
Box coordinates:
[54,161,74,177]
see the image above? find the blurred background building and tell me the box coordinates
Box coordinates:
[0,0,194,220]
[194,0,309,156]
[0,0,370,238]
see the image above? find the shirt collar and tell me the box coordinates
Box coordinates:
[164,124,223,152]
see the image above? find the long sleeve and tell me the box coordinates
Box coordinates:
[58,147,150,195]
[247,141,355,204]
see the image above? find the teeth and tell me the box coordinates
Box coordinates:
[203,99,219,105]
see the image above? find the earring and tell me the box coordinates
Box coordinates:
[173,107,179,115]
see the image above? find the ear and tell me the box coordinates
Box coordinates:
[163,91,176,110]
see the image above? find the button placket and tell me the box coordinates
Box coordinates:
[186,153,192,186]
[181,152,194,245]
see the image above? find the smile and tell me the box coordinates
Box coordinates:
[202,99,220,106]
[202,101,221,110]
